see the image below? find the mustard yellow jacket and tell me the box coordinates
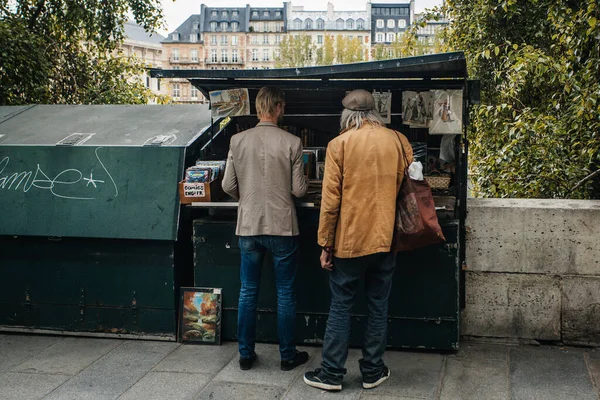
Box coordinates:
[318,123,413,258]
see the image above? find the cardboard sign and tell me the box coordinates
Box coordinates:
[183,183,206,198]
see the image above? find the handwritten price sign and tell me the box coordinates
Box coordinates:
[183,183,206,198]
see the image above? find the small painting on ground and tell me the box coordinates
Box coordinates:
[179,287,222,345]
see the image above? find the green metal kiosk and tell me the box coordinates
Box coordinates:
[154,52,478,350]
[0,104,211,339]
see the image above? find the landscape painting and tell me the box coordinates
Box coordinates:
[179,287,222,345]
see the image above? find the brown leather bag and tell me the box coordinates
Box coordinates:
[392,133,446,252]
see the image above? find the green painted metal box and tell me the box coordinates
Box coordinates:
[0,104,212,338]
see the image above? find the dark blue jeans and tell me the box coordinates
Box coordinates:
[237,235,299,361]
[321,252,396,383]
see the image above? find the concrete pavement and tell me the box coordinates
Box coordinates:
[0,333,599,400]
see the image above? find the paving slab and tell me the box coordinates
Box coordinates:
[213,343,317,388]
[43,340,179,400]
[0,372,70,400]
[358,351,444,399]
[119,371,211,400]
[0,334,63,373]
[283,348,364,400]
[153,341,236,375]
[586,350,600,396]
[360,395,427,400]
[440,358,508,400]
[510,346,597,400]
[453,342,509,364]
[15,337,121,375]
[196,381,286,400]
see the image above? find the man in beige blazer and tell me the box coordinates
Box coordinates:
[222,86,309,372]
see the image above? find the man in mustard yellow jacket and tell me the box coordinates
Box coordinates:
[304,90,413,392]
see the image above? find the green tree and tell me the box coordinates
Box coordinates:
[275,34,315,68]
[406,1,600,199]
[0,0,167,105]
[334,35,364,64]
[322,34,335,65]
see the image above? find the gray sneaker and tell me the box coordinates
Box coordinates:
[304,368,342,391]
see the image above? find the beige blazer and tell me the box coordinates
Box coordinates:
[222,122,308,236]
[317,123,413,258]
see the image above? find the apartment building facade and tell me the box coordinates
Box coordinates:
[285,2,372,63]
[247,7,286,69]
[371,1,415,46]
[120,21,165,103]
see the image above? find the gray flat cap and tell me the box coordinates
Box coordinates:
[342,89,375,111]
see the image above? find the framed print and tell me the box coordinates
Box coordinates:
[429,90,463,134]
[402,91,433,128]
[372,91,392,124]
[179,287,222,344]
[209,88,250,119]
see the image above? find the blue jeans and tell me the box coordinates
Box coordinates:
[237,235,299,361]
[321,252,396,383]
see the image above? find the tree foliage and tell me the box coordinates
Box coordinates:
[275,34,315,68]
[411,0,600,199]
[0,0,167,105]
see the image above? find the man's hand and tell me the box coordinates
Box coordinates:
[320,249,333,271]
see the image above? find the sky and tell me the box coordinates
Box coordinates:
[158,0,443,35]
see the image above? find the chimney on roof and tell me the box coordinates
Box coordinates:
[327,2,334,19]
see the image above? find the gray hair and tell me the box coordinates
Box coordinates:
[340,108,386,131]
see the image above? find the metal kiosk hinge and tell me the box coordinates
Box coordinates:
[131,291,138,325]
[79,288,86,323]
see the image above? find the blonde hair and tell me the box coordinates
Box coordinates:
[256,86,285,119]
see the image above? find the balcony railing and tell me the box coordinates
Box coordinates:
[169,57,200,64]
[205,59,244,65]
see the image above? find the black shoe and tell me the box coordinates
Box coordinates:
[303,368,342,391]
[363,366,391,389]
[239,353,257,371]
[281,350,309,371]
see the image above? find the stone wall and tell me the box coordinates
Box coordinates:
[462,199,600,346]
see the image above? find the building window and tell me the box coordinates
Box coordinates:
[232,36,238,45]
[251,35,258,44]
[252,11,258,17]
[146,76,150,88]
[172,48,179,61]
[347,19,354,29]
[252,49,258,61]
[397,32,404,40]
[274,48,280,59]
[193,22,199,30]
[263,49,269,61]
[384,8,390,15]
[221,49,228,62]
[357,18,365,29]
[222,10,227,17]
[231,22,239,32]
[210,22,217,31]
[317,35,323,44]
[221,35,227,45]
[190,34,197,43]
[264,11,269,17]
[263,35,269,44]
[211,11,217,17]
[191,49,198,62]
[232,49,238,62]
[316,18,324,29]
[376,33,384,42]
[157,79,160,91]
[233,11,238,17]
[305,18,313,29]
[376,19,384,29]
[387,33,395,42]
[172,32,179,40]
[173,83,180,98]
[263,22,269,32]
[400,8,408,16]
[387,19,395,28]
[276,11,281,17]
[293,18,301,30]
[336,18,344,29]
[191,86,198,99]
[220,22,228,31]
[275,35,281,44]
[398,19,406,29]
[211,49,217,62]
[211,35,217,45]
